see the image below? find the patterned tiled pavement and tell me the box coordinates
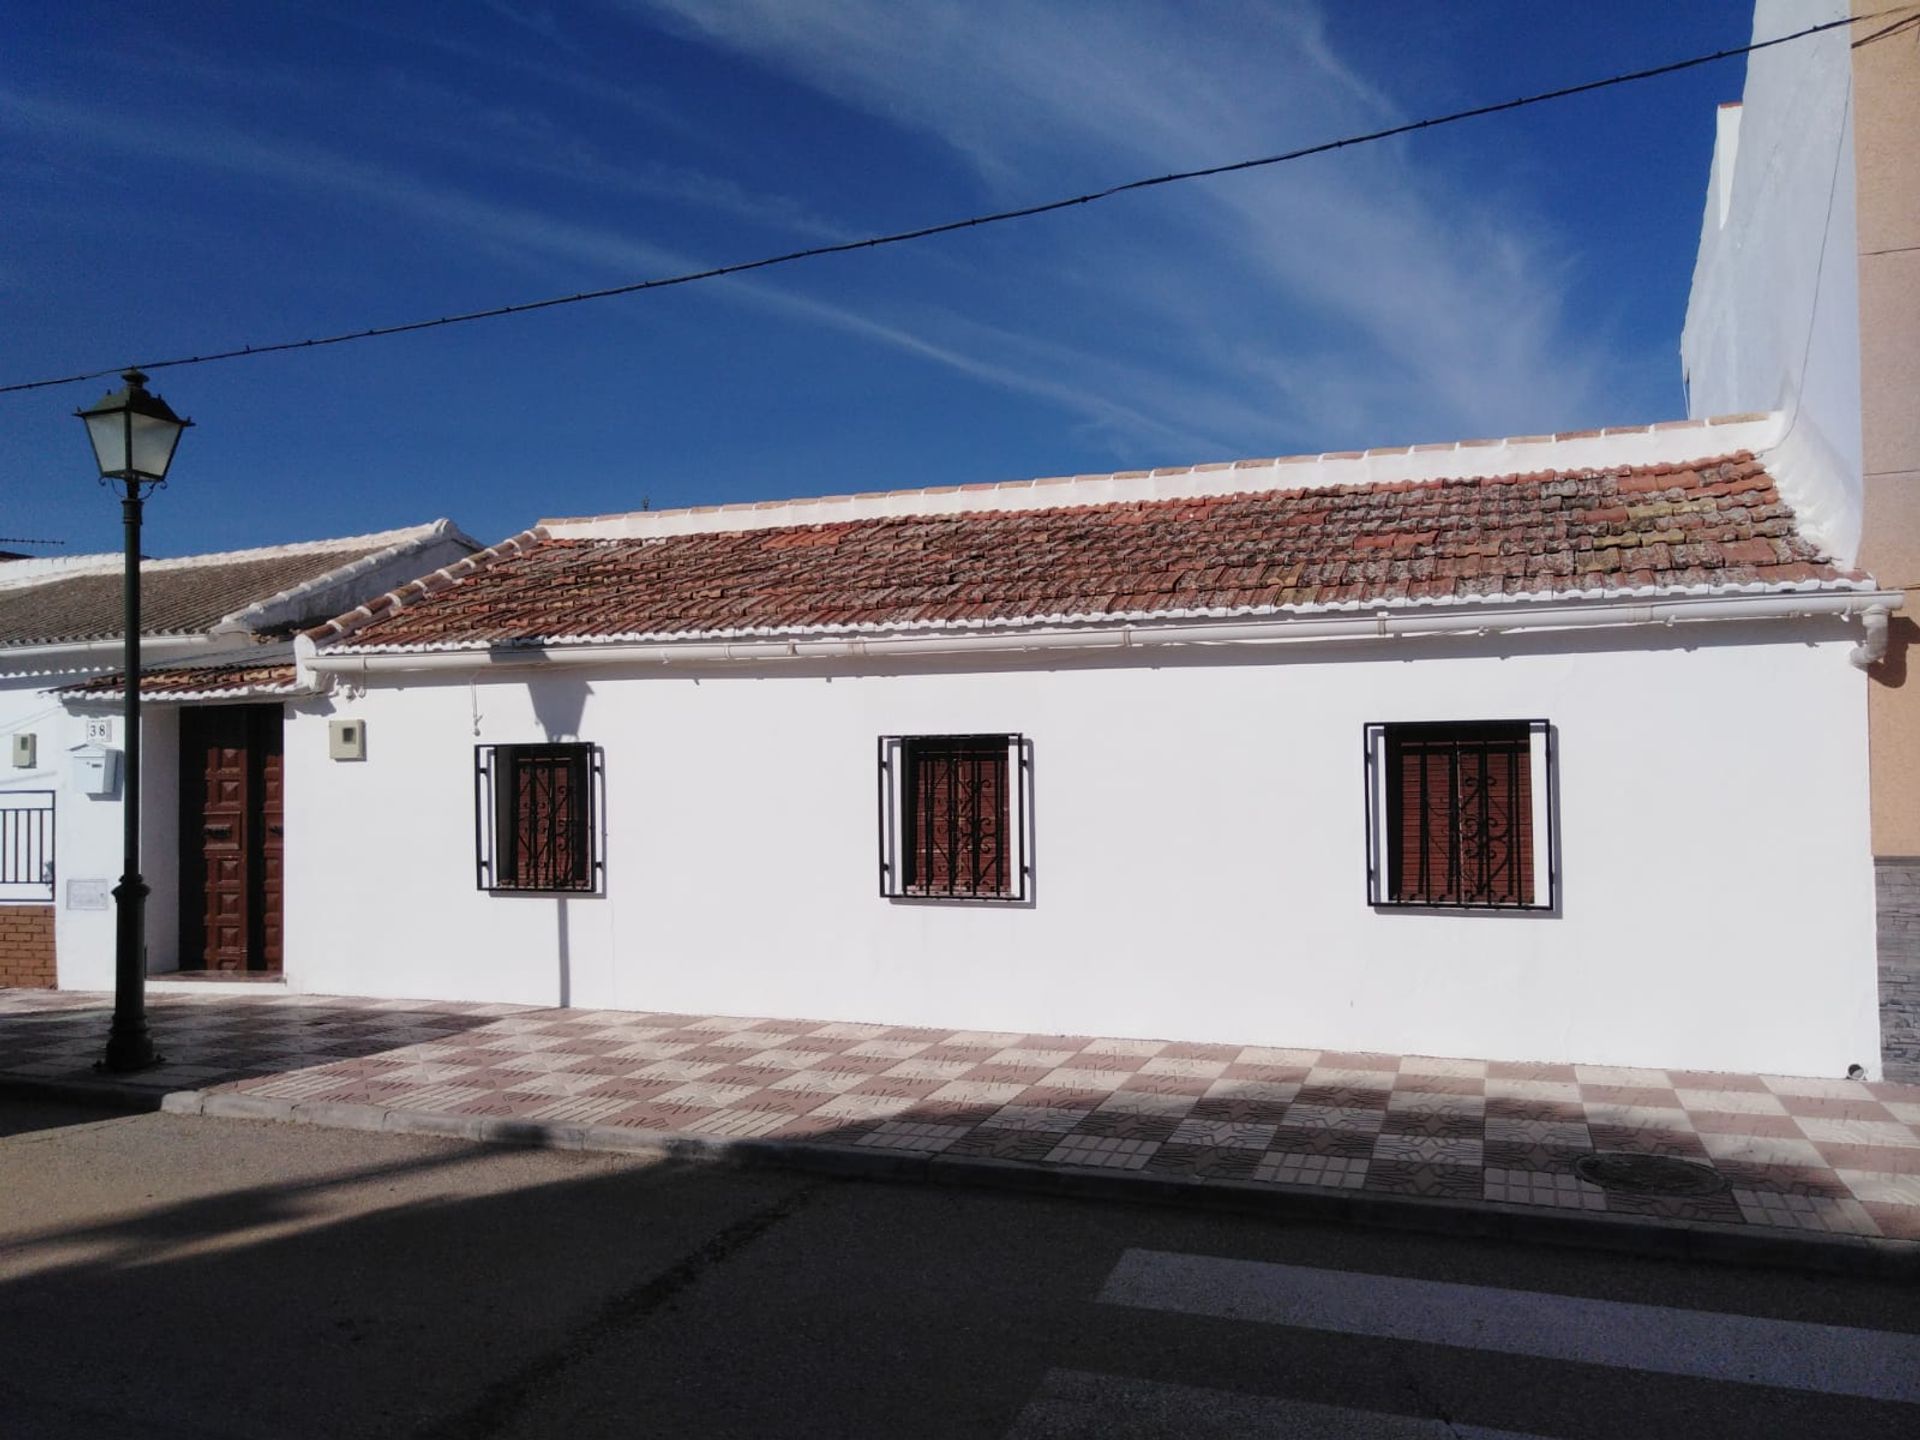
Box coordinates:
[5,989,1920,1248]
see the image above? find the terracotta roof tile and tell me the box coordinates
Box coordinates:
[61,660,300,700]
[321,453,1867,650]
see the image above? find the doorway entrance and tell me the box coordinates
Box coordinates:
[179,705,283,973]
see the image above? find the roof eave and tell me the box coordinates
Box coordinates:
[308,585,1904,673]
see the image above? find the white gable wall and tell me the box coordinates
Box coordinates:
[284,624,1878,1078]
[1681,0,1862,562]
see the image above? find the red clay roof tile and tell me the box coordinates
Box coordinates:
[320,453,1866,650]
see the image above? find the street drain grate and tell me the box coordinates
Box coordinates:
[1573,1152,1728,1196]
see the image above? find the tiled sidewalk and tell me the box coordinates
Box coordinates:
[5,988,1919,1250]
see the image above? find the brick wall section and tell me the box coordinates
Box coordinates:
[0,905,56,989]
[1880,858,1920,1083]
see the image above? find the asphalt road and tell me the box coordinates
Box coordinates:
[1,1098,1916,1439]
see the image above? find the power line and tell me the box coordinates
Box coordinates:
[0,7,1901,399]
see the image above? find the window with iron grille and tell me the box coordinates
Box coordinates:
[878,734,1030,901]
[474,744,602,893]
[1363,720,1555,911]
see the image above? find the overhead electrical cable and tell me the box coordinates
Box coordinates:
[0,7,1906,399]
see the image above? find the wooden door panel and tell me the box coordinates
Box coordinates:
[181,705,283,973]
[255,713,284,970]
[199,713,251,970]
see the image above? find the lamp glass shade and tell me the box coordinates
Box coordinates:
[76,372,190,482]
[81,409,125,477]
[127,409,186,479]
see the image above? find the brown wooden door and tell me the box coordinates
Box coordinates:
[180,705,284,973]
[254,719,284,969]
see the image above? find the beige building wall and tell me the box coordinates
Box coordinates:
[1853,1,1920,855]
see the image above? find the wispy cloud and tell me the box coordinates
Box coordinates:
[0,84,1216,453]
[625,0,1612,446]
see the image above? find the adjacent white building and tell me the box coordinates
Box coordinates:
[1682,0,1920,1080]
[1,522,477,989]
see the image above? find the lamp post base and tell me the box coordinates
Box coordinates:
[97,1028,163,1074]
[99,869,162,1073]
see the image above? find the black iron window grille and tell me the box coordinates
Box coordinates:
[1364,720,1556,911]
[878,734,1031,902]
[0,790,55,902]
[474,744,603,893]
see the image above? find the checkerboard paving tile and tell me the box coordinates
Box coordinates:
[1138,1056,1229,1080]
[1388,1090,1486,1116]
[856,1121,973,1153]
[1284,1104,1387,1133]
[1732,1190,1880,1235]
[1797,1117,1920,1148]
[980,1104,1085,1134]
[1253,1152,1368,1189]
[682,1108,790,1140]
[1096,1089,1198,1117]
[525,1095,633,1125]
[1043,1134,1157,1170]
[1484,1117,1591,1148]
[1485,1168,1607,1211]
[1372,1134,1483,1166]
[1400,1055,1487,1079]
[1575,1065,1673,1087]
[1698,1132,1827,1167]
[1082,1038,1166,1058]
[1675,1088,1788,1115]
[1839,1171,1920,1205]
[1206,1080,1302,1107]
[6,990,1919,1249]
[1167,1118,1276,1150]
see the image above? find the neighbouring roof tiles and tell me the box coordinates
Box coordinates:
[0,524,465,648]
[60,660,301,701]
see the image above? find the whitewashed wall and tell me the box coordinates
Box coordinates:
[1681,0,1862,561]
[284,626,1879,1077]
[2,667,189,986]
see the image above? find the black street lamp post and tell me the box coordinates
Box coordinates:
[75,369,191,1073]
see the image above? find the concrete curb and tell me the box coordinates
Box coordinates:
[7,1074,1916,1280]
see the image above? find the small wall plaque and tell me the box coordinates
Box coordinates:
[84,717,113,743]
[67,879,110,911]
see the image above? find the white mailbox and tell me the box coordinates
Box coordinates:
[72,745,120,797]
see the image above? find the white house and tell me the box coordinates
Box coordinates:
[270,417,1900,1078]
[2,522,477,989]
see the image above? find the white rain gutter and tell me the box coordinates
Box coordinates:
[303,590,1906,678]
[0,633,231,678]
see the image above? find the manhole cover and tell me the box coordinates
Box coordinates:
[1573,1152,1727,1196]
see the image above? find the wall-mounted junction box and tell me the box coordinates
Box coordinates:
[10,733,34,768]
[329,718,366,760]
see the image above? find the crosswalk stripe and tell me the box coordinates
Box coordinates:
[1004,1369,1550,1439]
[1098,1250,1920,1404]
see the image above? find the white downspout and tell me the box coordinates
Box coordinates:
[1849,603,1893,669]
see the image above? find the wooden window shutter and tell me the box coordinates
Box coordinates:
[903,736,1011,898]
[1386,724,1532,906]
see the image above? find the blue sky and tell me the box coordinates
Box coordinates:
[2,1,1762,558]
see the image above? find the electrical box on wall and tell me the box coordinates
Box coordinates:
[329,718,366,760]
[72,745,120,797]
[10,733,33,768]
